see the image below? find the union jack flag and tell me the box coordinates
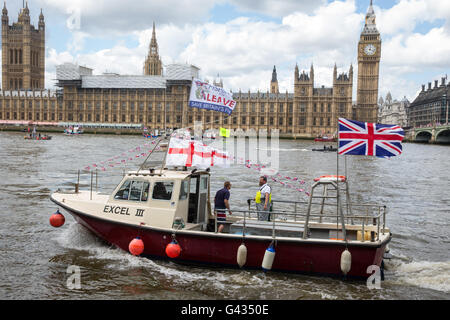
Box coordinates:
[338,118,405,157]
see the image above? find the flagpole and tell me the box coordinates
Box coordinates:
[336,119,340,238]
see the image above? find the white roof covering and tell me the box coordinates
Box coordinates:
[56,63,93,80]
[165,64,199,81]
[55,62,199,89]
[81,75,167,89]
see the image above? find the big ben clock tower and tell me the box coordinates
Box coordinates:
[356,0,381,123]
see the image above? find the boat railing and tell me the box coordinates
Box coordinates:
[215,199,387,242]
[246,198,386,225]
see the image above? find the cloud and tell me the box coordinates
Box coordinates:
[228,0,327,17]
[40,0,217,35]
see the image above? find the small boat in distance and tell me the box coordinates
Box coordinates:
[143,127,160,138]
[24,134,52,140]
[24,126,52,140]
[64,126,84,135]
[312,146,337,152]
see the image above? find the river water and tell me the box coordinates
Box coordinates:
[0,131,449,300]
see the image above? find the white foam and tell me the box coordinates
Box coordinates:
[388,260,450,293]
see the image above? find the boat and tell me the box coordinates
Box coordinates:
[24,126,52,140]
[24,134,52,140]
[312,146,337,152]
[50,157,391,279]
[64,126,83,135]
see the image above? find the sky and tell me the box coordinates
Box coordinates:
[2,0,450,102]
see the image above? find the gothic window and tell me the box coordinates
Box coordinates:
[313,104,317,113]
[241,116,246,125]
[260,117,265,125]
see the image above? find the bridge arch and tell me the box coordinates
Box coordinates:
[415,131,432,143]
[436,129,450,144]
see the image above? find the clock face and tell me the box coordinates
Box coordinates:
[364,44,376,56]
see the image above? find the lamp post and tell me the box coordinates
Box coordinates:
[444,91,448,125]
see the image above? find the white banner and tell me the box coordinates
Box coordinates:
[188,79,236,115]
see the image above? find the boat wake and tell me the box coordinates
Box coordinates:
[384,254,450,293]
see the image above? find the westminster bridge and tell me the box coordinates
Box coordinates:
[413,124,450,143]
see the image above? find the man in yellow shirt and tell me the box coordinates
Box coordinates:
[255,176,271,221]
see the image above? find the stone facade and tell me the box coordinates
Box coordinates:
[143,22,162,76]
[0,1,382,138]
[408,78,450,128]
[1,3,45,91]
[378,92,409,128]
[0,89,58,122]
[356,0,381,123]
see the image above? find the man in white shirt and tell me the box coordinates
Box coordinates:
[256,176,272,221]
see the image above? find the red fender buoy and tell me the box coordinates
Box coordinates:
[129,237,144,256]
[165,240,181,258]
[50,209,65,228]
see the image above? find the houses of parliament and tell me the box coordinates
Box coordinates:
[0,1,381,137]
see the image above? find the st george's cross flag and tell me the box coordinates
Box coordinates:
[338,118,405,157]
[166,138,231,169]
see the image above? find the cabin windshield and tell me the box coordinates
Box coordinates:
[114,179,150,202]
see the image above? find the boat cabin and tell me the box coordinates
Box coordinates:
[108,169,212,230]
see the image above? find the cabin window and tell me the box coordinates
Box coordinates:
[114,180,131,200]
[114,180,150,202]
[179,180,189,200]
[129,181,144,201]
[152,181,174,201]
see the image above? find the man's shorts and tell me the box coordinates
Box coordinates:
[215,209,227,223]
